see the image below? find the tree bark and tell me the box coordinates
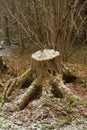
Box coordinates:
[3,67,33,100]
[0,56,4,72]
[3,15,10,45]
[18,77,42,110]
[50,76,63,98]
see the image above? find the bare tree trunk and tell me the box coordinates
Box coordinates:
[3,15,10,45]
[0,56,4,72]
[16,0,24,52]
[0,56,8,72]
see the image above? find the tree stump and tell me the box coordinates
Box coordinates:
[18,49,64,109]
[3,49,65,110]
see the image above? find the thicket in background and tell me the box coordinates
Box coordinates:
[0,0,87,60]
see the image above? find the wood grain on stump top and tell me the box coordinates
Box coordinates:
[31,49,60,61]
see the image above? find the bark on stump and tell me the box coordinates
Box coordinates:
[18,77,42,110]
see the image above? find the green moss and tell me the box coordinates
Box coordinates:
[41,125,55,130]
[52,98,62,103]
[67,95,80,104]
[78,76,86,83]
[64,106,73,114]
[82,101,87,107]
[41,127,46,130]
[49,125,55,130]
[60,116,71,124]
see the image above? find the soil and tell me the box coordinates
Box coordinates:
[0,44,87,130]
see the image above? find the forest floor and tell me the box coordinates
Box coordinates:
[0,44,87,130]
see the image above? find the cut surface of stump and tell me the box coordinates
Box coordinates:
[31,49,59,61]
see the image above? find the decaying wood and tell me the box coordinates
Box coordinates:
[18,77,42,110]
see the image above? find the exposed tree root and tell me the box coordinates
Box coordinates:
[3,79,13,102]
[16,67,33,89]
[5,78,17,97]
[18,77,42,110]
[3,67,33,100]
[63,64,77,83]
[50,76,63,98]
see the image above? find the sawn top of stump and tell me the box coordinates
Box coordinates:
[31,49,60,61]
